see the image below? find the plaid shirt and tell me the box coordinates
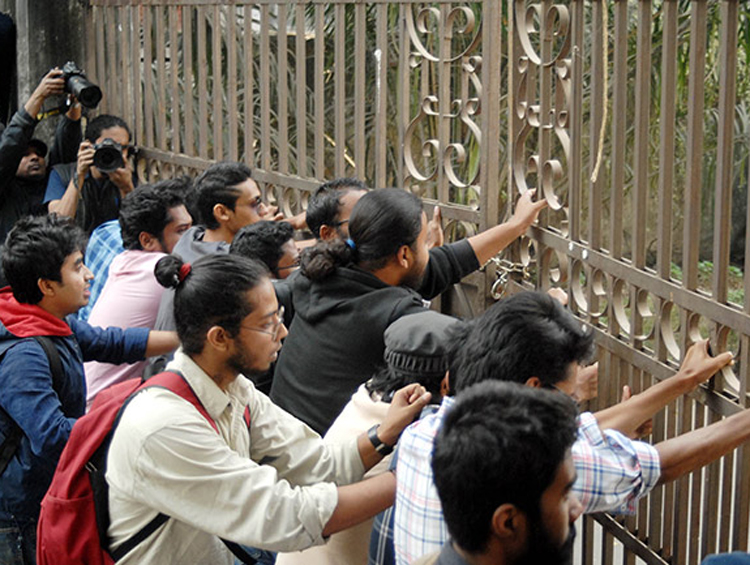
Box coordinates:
[393,397,662,565]
[573,411,661,513]
[78,219,123,322]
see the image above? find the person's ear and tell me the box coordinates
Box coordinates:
[525,376,542,388]
[213,203,231,225]
[440,372,450,397]
[396,244,411,269]
[139,231,162,252]
[491,504,528,557]
[206,325,232,353]
[319,224,336,241]
[37,277,56,298]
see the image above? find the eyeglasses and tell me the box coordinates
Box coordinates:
[333,219,349,227]
[241,306,285,340]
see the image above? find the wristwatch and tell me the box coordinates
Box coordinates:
[368,424,394,456]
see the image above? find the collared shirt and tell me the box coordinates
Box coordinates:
[106,349,365,564]
[573,411,661,513]
[394,399,450,565]
[78,219,124,322]
[394,397,662,565]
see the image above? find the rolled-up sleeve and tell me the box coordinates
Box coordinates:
[572,412,661,514]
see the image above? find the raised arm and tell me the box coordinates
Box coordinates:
[593,340,733,438]
[467,189,548,266]
[656,407,750,484]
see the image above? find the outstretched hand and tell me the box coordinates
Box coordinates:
[426,206,444,249]
[511,189,548,234]
[678,340,733,389]
[261,204,285,222]
[575,362,599,402]
[378,383,432,446]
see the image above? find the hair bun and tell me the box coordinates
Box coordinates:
[154,254,186,289]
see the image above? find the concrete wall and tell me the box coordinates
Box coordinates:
[0,0,87,139]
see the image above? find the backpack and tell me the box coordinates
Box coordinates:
[37,371,256,565]
[0,336,64,476]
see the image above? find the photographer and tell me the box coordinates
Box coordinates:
[0,67,82,247]
[45,114,136,234]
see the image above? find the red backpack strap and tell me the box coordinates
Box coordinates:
[141,371,218,433]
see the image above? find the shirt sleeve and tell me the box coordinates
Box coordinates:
[417,240,480,300]
[0,109,36,194]
[108,390,342,552]
[246,386,365,487]
[70,317,149,365]
[572,411,661,514]
[44,168,67,203]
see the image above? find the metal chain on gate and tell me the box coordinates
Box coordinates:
[485,257,529,300]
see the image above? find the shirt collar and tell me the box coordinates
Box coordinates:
[166,348,252,421]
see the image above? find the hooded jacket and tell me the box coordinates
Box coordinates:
[0,288,149,521]
[270,240,478,435]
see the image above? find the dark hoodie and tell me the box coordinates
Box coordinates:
[0,288,149,521]
[270,240,478,435]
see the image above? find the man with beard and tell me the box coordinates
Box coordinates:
[271,188,546,435]
[394,291,745,565]
[104,253,431,564]
[421,381,582,565]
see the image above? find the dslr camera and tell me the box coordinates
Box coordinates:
[61,61,102,109]
[92,139,125,173]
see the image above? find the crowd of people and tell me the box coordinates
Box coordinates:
[1,69,749,565]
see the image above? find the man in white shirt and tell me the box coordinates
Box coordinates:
[106,253,430,564]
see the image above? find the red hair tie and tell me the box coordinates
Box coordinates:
[178,263,192,283]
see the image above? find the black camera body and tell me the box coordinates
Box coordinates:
[92,138,125,173]
[61,62,102,109]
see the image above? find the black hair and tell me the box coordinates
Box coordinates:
[448,291,594,395]
[365,363,444,403]
[300,188,423,280]
[306,178,368,239]
[230,220,295,277]
[154,254,270,355]
[3,214,88,304]
[119,178,191,250]
[84,114,131,143]
[193,161,254,229]
[433,381,578,553]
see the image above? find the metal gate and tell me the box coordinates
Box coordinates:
[84,1,750,562]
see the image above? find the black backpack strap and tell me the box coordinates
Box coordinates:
[0,425,21,476]
[109,513,169,562]
[0,336,65,477]
[33,336,65,395]
[221,539,259,565]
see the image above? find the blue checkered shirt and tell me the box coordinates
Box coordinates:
[78,219,124,321]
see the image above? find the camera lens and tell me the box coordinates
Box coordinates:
[93,141,124,173]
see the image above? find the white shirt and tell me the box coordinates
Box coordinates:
[106,349,365,564]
